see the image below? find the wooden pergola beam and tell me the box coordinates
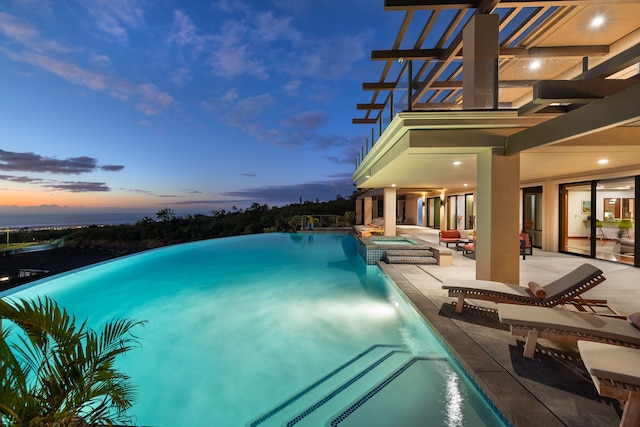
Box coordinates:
[385,0,475,10]
[371,45,609,61]
[363,82,398,90]
[372,49,445,60]
[363,80,543,90]
[357,103,386,110]
[352,118,378,124]
[385,0,639,10]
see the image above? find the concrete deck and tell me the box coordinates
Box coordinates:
[378,225,640,427]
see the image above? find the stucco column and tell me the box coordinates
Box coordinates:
[406,194,418,225]
[383,187,397,236]
[355,198,363,225]
[543,180,557,252]
[476,148,520,283]
[364,197,373,225]
[463,14,499,110]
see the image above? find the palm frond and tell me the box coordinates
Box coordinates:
[0,296,145,426]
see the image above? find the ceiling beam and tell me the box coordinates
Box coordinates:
[501,45,609,58]
[372,46,609,61]
[577,43,640,80]
[505,83,640,154]
[385,0,640,10]
[363,80,542,90]
[545,78,640,99]
[519,79,640,115]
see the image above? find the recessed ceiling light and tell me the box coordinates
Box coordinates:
[453,161,461,166]
[391,183,396,187]
[591,15,605,28]
[529,60,541,70]
[598,159,609,165]
[463,183,468,187]
[365,175,371,178]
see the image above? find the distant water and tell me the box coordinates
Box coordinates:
[0,212,152,229]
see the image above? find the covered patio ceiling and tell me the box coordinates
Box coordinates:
[353,0,640,195]
[356,125,640,195]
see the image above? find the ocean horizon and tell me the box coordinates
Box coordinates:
[0,211,154,229]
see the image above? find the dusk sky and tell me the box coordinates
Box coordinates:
[0,0,406,221]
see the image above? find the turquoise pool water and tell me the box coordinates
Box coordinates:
[370,237,417,246]
[3,233,505,426]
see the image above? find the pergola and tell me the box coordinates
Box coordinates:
[351,0,640,282]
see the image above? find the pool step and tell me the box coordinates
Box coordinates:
[283,351,413,426]
[326,356,454,426]
[247,345,407,427]
[383,249,437,265]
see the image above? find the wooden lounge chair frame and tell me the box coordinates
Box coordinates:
[498,304,640,358]
[442,263,611,314]
[578,341,640,427]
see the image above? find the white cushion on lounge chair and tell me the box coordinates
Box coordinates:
[578,341,640,386]
[498,304,640,347]
[578,341,640,427]
[442,264,605,313]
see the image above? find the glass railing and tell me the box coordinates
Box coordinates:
[354,54,588,170]
[356,76,411,168]
[302,215,355,230]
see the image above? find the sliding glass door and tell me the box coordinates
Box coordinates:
[522,186,542,248]
[561,178,637,266]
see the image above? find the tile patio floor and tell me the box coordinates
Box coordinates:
[377,225,640,427]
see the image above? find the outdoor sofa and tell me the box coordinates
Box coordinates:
[439,229,475,248]
[354,218,384,237]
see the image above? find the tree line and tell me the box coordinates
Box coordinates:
[7,195,357,252]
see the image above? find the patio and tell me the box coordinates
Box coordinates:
[378,225,640,426]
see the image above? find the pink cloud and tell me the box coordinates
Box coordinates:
[0,12,174,115]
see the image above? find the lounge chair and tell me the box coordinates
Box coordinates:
[497,304,640,358]
[442,263,607,314]
[354,218,384,237]
[578,341,640,427]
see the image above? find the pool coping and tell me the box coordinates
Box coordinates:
[377,260,566,427]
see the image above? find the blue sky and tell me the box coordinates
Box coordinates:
[0,0,403,218]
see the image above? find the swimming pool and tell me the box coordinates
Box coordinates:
[3,233,505,426]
